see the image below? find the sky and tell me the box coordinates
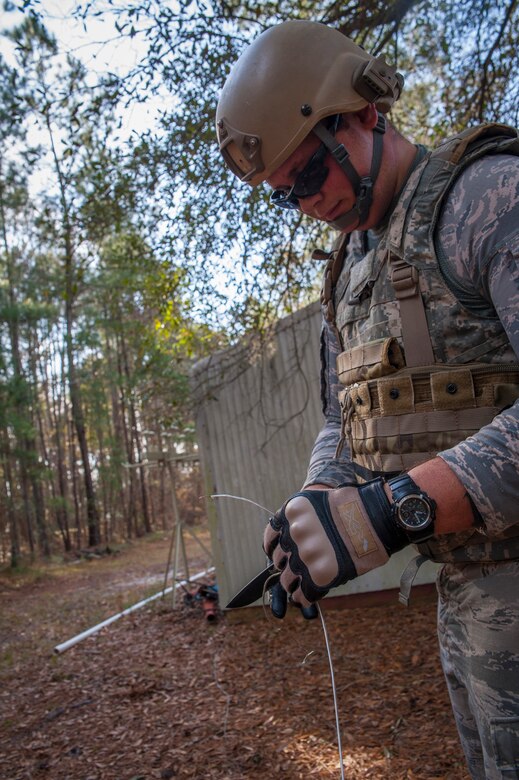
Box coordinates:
[0,0,164,137]
[0,1,142,71]
[0,1,275,321]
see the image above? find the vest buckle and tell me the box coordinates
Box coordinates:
[390,260,419,299]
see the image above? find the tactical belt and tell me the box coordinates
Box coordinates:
[337,363,519,475]
[338,362,519,414]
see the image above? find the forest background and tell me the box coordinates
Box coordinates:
[0,0,517,566]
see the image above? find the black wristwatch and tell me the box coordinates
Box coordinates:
[387,474,436,543]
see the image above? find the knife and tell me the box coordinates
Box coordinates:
[225,564,280,609]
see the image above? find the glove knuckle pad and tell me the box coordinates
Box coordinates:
[283,494,340,588]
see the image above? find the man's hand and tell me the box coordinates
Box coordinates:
[264,479,409,608]
[267,483,330,620]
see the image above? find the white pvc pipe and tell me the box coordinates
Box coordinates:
[53,566,215,654]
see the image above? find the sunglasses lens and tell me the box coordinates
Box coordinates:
[270,143,329,211]
[270,189,300,209]
[293,162,329,198]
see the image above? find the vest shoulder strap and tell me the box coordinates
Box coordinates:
[389,122,519,255]
[388,122,519,367]
[318,123,519,363]
[389,254,435,366]
[433,122,519,166]
[318,233,350,338]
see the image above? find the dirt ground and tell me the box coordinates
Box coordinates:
[0,528,470,780]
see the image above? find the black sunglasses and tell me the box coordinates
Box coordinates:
[270,115,340,211]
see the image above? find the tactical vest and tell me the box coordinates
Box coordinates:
[320,123,519,562]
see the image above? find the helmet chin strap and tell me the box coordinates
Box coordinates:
[312,114,386,232]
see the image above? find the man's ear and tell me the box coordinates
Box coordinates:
[356,103,380,129]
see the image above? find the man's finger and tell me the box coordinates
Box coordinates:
[270,580,287,619]
[263,521,280,558]
[301,604,319,620]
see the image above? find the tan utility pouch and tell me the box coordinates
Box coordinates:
[337,337,405,385]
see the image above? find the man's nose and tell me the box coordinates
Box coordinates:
[298,190,325,216]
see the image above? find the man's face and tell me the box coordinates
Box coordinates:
[267,115,377,232]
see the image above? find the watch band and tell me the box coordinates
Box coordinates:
[357,478,408,554]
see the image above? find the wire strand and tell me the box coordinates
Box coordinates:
[210,491,345,777]
[317,604,345,780]
[210,493,274,516]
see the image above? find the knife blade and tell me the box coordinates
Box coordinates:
[225,564,280,609]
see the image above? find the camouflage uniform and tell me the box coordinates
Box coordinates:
[305,126,519,778]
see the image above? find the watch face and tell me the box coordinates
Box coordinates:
[397,495,432,530]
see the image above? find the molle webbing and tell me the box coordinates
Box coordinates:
[340,363,519,474]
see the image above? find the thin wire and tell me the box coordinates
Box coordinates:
[210,493,274,516]
[317,603,345,780]
[211,491,346,777]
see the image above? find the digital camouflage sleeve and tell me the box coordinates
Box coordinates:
[305,154,519,539]
[436,155,519,537]
[303,316,355,488]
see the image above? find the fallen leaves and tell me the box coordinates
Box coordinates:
[0,538,471,780]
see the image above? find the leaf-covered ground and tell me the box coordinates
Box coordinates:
[0,532,470,780]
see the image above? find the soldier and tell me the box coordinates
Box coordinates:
[216,20,519,780]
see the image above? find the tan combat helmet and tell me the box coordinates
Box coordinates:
[216,20,404,187]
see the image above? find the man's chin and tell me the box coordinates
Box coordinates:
[326,209,360,233]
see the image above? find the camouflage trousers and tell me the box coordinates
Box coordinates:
[437,560,519,779]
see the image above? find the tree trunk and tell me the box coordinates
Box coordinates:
[45,113,101,548]
[36,334,71,553]
[0,159,47,556]
[116,334,137,538]
[48,337,72,551]
[0,425,20,566]
[119,327,152,535]
[104,321,129,538]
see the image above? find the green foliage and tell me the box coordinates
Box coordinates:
[65,0,519,331]
[0,11,221,559]
[0,0,517,558]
